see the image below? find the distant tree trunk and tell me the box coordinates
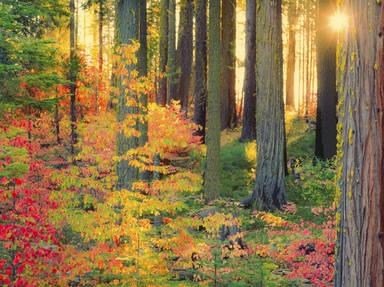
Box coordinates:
[221,0,236,129]
[304,3,310,117]
[300,17,305,114]
[240,0,256,142]
[54,97,61,144]
[75,0,79,48]
[315,0,337,159]
[297,18,302,113]
[193,0,207,140]
[116,0,140,190]
[251,0,286,210]
[204,0,221,201]
[69,0,78,155]
[158,0,168,106]
[285,0,297,110]
[96,0,104,113]
[335,1,384,286]
[176,0,193,114]
[138,0,149,182]
[167,0,177,103]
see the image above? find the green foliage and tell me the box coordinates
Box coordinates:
[0,127,29,179]
[286,160,335,206]
[0,0,66,110]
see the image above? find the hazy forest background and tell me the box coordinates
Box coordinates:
[0,0,383,286]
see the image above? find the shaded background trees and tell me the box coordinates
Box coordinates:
[315,0,337,159]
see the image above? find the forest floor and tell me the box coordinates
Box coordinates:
[165,114,336,286]
[1,111,336,287]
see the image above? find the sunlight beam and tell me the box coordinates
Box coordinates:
[330,11,348,32]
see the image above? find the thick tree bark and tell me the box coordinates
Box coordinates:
[193,0,207,140]
[69,0,78,155]
[315,0,337,159]
[335,1,384,286]
[176,0,193,114]
[116,0,140,190]
[157,0,168,106]
[221,0,236,129]
[285,0,297,110]
[204,0,221,201]
[251,0,286,210]
[240,0,256,142]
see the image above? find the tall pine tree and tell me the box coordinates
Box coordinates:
[204,0,221,201]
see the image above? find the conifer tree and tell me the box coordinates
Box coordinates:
[204,0,221,201]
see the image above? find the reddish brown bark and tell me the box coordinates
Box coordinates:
[335,1,384,286]
[378,2,384,277]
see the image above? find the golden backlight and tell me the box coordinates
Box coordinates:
[330,11,348,32]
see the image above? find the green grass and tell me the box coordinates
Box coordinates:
[286,116,315,159]
[220,139,255,200]
[218,116,334,207]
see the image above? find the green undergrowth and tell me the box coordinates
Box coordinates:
[205,116,336,286]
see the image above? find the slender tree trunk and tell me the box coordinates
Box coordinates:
[285,0,297,110]
[221,0,236,129]
[54,102,61,144]
[69,0,78,155]
[95,0,104,113]
[251,0,286,210]
[167,0,177,103]
[335,1,384,286]
[138,0,149,182]
[305,4,310,117]
[176,0,193,114]
[193,0,207,140]
[301,17,305,115]
[158,0,168,106]
[240,0,256,142]
[204,0,221,202]
[75,0,79,48]
[315,0,337,159]
[116,0,140,190]
[297,17,302,113]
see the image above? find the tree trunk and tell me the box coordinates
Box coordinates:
[315,0,337,159]
[176,0,193,114]
[69,0,78,155]
[158,0,168,106]
[285,0,297,110]
[193,0,207,140]
[167,0,177,103]
[138,0,149,182]
[240,0,256,142]
[204,0,221,202]
[221,0,236,129]
[251,0,286,210]
[116,0,140,190]
[335,1,384,286]
[96,0,104,113]
[300,17,305,114]
[304,3,310,117]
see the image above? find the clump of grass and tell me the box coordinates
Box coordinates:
[220,139,255,200]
